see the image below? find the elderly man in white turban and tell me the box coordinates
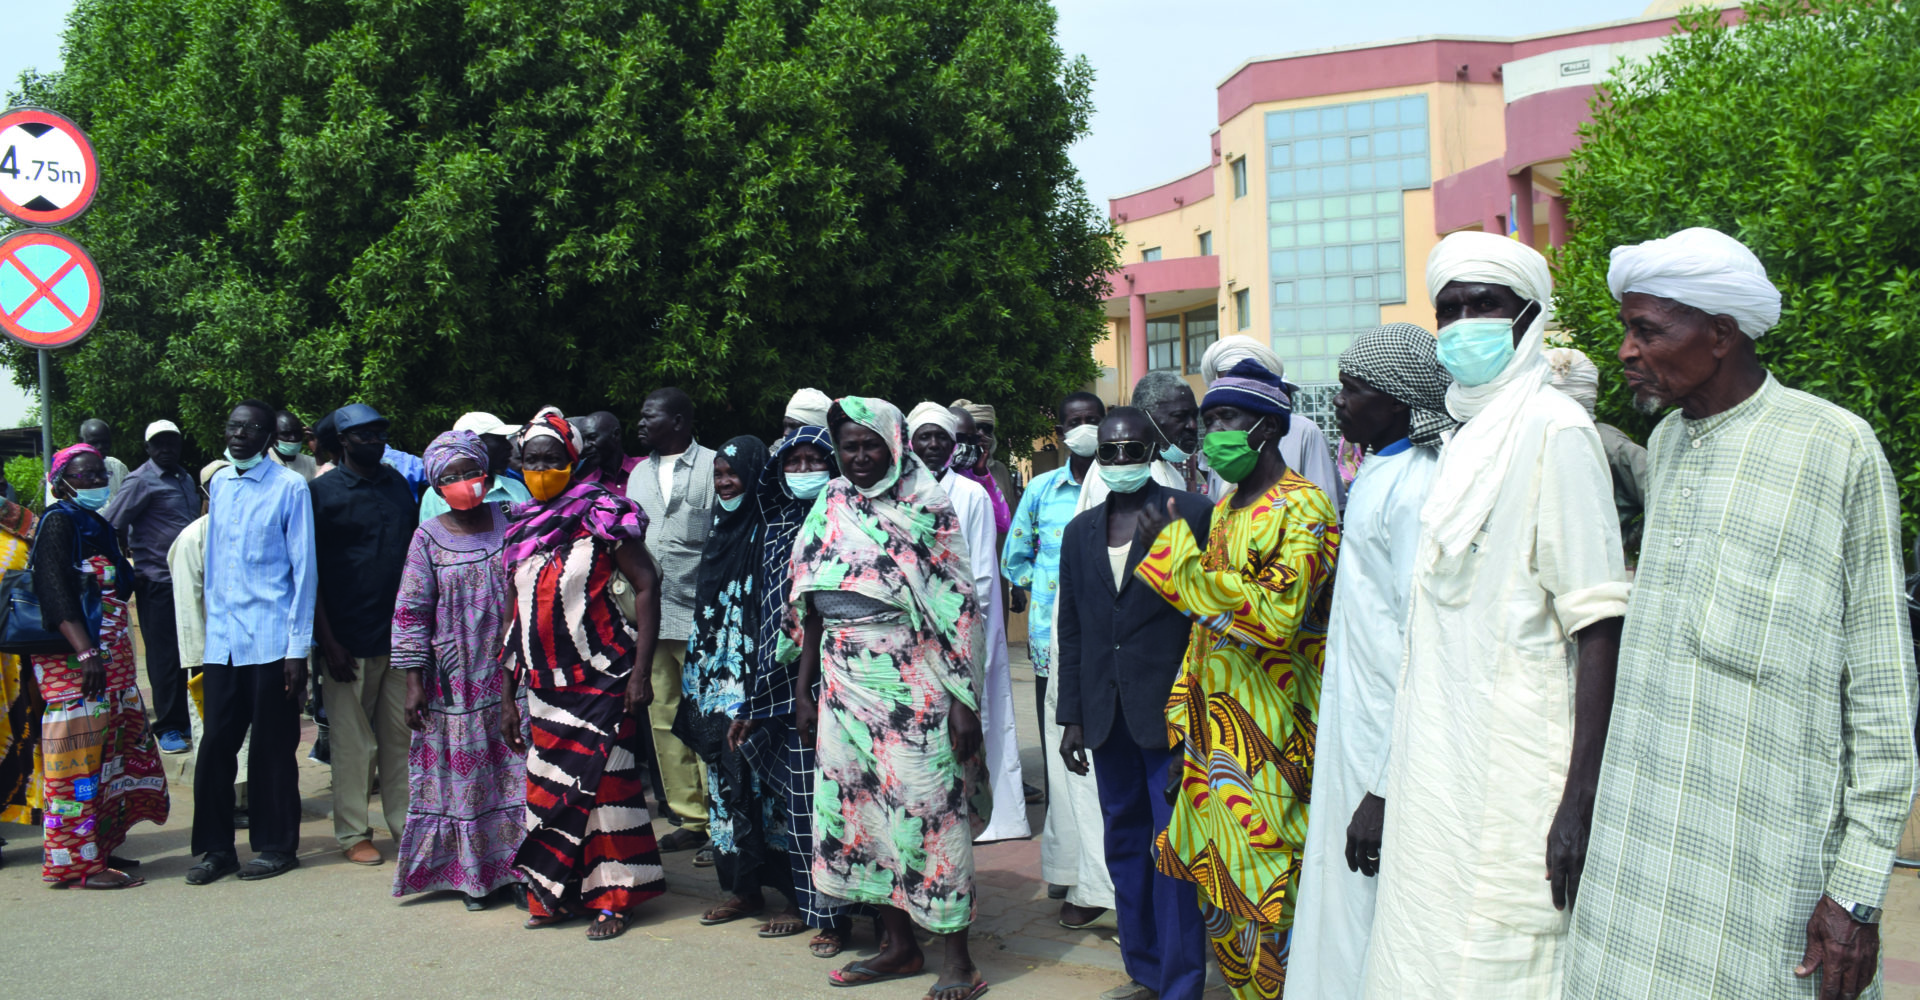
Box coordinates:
[1564,228,1916,1000]
[783,387,833,437]
[1363,232,1630,999]
[1546,348,1649,552]
[1198,336,1344,506]
[907,402,1030,843]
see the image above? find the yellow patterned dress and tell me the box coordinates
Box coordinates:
[1134,470,1339,1000]
[0,502,39,825]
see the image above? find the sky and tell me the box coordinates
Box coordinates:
[0,0,1648,426]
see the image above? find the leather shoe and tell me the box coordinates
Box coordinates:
[343,841,383,866]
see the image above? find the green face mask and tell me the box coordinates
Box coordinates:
[1202,417,1265,483]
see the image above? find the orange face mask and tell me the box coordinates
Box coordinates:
[437,475,487,511]
[523,467,572,502]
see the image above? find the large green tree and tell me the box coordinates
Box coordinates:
[1555,0,1920,548]
[7,0,1115,457]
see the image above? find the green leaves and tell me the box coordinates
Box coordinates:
[9,0,1113,459]
[1556,0,1920,552]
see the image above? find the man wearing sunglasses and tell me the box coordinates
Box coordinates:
[1056,407,1214,1000]
[309,403,420,867]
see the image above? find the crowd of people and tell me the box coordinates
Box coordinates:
[0,225,1912,1000]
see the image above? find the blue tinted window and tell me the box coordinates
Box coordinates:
[1354,275,1375,300]
[1353,303,1381,326]
[1375,192,1399,213]
[1271,145,1292,167]
[1270,225,1296,249]
[1272,251,1297,275]
[1321,306,1349,329]
[1400,157,1428,188]
[1320,137,1347,162]
[1380,240,1402,266]
[1297,169,1321,194]
[1351,217,1376,241]
[1375,130,1400,157]
[1270,171,1294,197]
[1299,307,1326,331]
[1297,248,1323,274]
[1403,127,1428,154]
[1350,162,1373,188]
[1379,272,1404,302]
[1274,312,1298,333]
[1298,199,1323,221]
[1347,103,1372,130]
[1374,98,1399,127]
[1378,214,1403,238]
[1321,107,1346,132]
[1298,334,1324,356]
[1351,243,1376,270]
[1325,279,1351,303]
[1297,222,1322,245]
[1268,112,1292,139]
[1269,201,1294,223]
[1296,109,1320,135]
[1322,166,1348,192]
[1318,197,1344,219]
[1324,245,1349,272]
[1295,142,1320,165]
[1350,136,1369,158]
[1324,220,1349,243]
[1274,282,1295,304]
[1400,95,1427,124]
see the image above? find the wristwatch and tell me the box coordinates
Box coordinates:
[1830,894,1882,924]
[75,648,101,664]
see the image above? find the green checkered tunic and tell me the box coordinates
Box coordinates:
[1566,375,1917,999]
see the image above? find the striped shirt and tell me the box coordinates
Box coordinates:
[1567,375,1918,999]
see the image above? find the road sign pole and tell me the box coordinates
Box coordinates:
[37,347,50,464]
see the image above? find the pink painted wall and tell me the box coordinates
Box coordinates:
[1109,165,1215,224]
[1432,158,1509,234]
[1114,255,1221,297]
[1503,86,1598,172]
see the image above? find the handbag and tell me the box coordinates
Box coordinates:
[0,509,103,656]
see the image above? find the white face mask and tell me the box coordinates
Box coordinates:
[1064,424,1099,458]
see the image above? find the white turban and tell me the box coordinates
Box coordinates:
[1199,334,1285,385]
[1606,227,1781,338]
[1544,347,1599,416]
[785,387,832,427]
[1426,230,1554,312]
[906,401,959,439]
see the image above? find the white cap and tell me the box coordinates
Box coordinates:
[145,419,181,441]
[453,411,517,436]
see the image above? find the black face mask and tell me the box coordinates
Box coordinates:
[346,442,386,469]
[951,436,983,471]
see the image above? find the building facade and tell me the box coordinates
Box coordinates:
[1095,2,1742,420]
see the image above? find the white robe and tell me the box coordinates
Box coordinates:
[1364,392,1628,999]
[1037,459,1190,906]
[943,469,1030,842]
[1285,443,1438,1000]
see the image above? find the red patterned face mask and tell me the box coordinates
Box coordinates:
[437,475,487,510]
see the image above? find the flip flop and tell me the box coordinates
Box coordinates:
[759,915,809,938]
[53,869,146,890]
[588,910,630,942]
[701,900,765,926]
[810,931,848,958]
[237,854,299,881]
[525,908,583,930]
[923,977,990,1000]
[830,962,924,988]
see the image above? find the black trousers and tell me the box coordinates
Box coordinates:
[1034,674,1049,795]
[192,661,301,857]
[134,577,189,736]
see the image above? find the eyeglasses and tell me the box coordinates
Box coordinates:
[343,427,390,445]
[224,421,270,436]
[432,471,482,487]
[1096,440,1153,464]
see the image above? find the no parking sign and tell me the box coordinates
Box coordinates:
[0,229,103,350]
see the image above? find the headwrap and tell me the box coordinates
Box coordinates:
[789,396,979,707]
[423,430,490,483]
[745,425,839,719]
[1201,358,1292,419]
[1606,227,1781,338]
[1419,231,1558,572]
[678,434,771,762]
[785,388,833,429]
[514,406,580,464]
[1199,334,1286,385]
[907,401,960,440]
[199,459,231,488]
[1544,347,1600,416]
[1338,323,1457,449]
[47,443,100,485]
[950,399,995,427]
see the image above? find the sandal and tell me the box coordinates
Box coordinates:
[186,853,240,886]
[701,898,765,926]
[759,913,808,938]
[810,929,848,958]
[238,853,300,881]
[524,907,583,929]
[54,868,145,889]
[588,910,630,942]
[923,977,990,1000]
[830,960,925,988]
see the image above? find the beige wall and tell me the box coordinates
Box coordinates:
[1116,194,1217,264]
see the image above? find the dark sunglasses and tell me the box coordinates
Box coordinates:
[1096,440,1153,464]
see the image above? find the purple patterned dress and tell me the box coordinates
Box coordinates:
[389,509,526,898]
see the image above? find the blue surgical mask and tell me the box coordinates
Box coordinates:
[786,471,830,499]
[1436,315,1523,387]
[1159,442,1191,465]
[224,447,264,472]
[718,494,746,512]
[1100,461,1153,494]
[71,486,111,511]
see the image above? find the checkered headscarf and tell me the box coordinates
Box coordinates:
[1339,323,1457,449]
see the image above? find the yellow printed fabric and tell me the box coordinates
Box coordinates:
[1134,471,1339,1000]
[0,519,39,824]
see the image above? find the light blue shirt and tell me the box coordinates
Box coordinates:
[416,474,532,523]
[1000,464,1082,676]
[204,459,318,664]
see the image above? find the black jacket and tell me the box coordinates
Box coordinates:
[1055,480,1213,750]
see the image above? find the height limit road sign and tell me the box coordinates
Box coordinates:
[0,229,103,350]
[0,108,98,227]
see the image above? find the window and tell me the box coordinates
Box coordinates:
[1264,94,1429,383]
[1184,308,1218,374]
[1234,288,1252,330]
[1232,157,1248,199]
[1146,316,1181,372]
[1198,231,1213,256]
[1142,246,1163,262]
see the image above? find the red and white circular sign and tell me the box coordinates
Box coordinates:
[0,229,105,350]
[0,108,99,228]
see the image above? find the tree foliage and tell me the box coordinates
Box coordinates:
[1555,0,1920,549]
[8,0,1116,459]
